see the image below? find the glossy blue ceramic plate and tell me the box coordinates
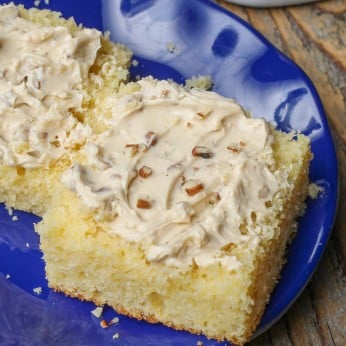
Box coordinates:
[0,0,338,345]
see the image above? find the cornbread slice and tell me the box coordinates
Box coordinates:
[36,77,312,345]
[0,4,131,215]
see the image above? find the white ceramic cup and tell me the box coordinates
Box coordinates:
[223,0,319,7]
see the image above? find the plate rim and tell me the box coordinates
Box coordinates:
[0,0,339,344]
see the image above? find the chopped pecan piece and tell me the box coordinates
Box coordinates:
[209,192,221,205]
[195,111,209,119]
[139,166,152,178]
[145,131,158,147]
[125,144,139,149]
[194,109,211,120]
[161,89,169,98]
[192,146,214,159]
[227,146,239,153]
[137,198,151,209]
[100,320,109,328]
[180,175,186,185]
[125,143,139,156]
[184,179,204,196]
[125,143,148,156]
[221,242,235,253]
[27,150,41,157]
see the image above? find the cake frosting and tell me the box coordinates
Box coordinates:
[0,4,100,167]
[0,3,288,269]
[62,77,287,269]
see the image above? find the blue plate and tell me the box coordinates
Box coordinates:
[0,1,338,345]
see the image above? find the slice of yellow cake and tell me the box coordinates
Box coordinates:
[0,4,132,215]
[36,77,312,345]
[0,4,312,344]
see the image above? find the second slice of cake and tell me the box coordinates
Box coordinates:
[0,4,132,215]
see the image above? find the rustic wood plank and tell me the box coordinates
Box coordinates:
[316,0,346,14]
[288,5,346,70]
[286,288,325,345]
[325,116,346,272]
[250,330,273,346]
[266,316,293,346]
[309,237,346,345]
[246,8,286,52]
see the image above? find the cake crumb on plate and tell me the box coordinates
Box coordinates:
[112,333,120,340]
[108,317,120,325]
[308,183,323,199]
[166,42,180,55]
[33,287,42,295]
[91,306,104,318]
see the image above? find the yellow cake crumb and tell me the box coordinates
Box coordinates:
[112,333,120,340]
[91,306,104,318]
[33,287,42,295]
[185,75,214,91]
[308,183,323,199]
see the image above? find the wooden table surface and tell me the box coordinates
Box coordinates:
[216,0,346,345]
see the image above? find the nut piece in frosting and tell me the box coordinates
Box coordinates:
[137,198,151,209]
[192,146,214,159]
[183,179,204,197]
[138,166,153,178]
[145,131,158,147]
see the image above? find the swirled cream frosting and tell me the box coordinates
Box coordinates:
[62,77,286,269]
[0,4,286,270]
[0,4,100,167]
